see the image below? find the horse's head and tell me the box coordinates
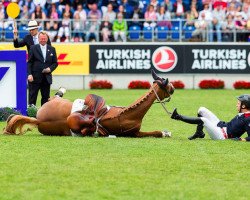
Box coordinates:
[151,69,175,100]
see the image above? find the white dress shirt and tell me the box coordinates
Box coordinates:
[40,44,47,61]
[33,35,38,44]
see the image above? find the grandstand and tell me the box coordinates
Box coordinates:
[0,0,250,43]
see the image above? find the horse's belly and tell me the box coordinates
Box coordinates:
[37,98,72,121]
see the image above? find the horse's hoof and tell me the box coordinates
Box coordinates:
[162,130,171,137]
[55,87,67,98]
[59,87,66,94]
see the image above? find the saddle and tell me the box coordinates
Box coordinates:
[70,94,108,136]
[84,94,107,119]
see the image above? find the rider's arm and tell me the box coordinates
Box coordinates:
[13,35,27,48]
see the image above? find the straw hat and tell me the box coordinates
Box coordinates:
[26,20,40,30]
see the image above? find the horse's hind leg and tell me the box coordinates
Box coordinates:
[38,120,71,136]
[135,131,170,138]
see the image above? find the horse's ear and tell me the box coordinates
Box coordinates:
[163,78,169,87]
[151,69,161,81]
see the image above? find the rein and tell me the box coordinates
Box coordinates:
[152,85,173,116]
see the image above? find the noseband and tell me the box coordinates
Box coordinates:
[152,81,173,116]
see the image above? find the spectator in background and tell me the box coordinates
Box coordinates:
[45,21,59,42]
[235,13,247,41]
[19,5,30,26]
[194,0,203,11]
[56,12,71,42]
[0,2,5,28]
[62,3,73,18]
[144,5,157,28]
[31,4,47,25]
[48,3,59,21]
[72,0,86,10]
[117,5,127,18]
[240,5,250,20]
[113,13,128,42]
[192,12,208,41]
[212,5,226,42]
[85,14,100,42]
[58,0,72,13]
[100,0,110,14]
[120,0,134,17]
[227,0,241,12]
[108,0,119,11]
[156,5,172,29]
[226,1,238,17]
[99,15,113,42]
[246,15,250,40]
[128,5,144,28]
[199,3,213,41]
[242,0,250,8]
[161,0,173,12]
[222,13,235,41]
[74,4,87,21]
[87,3,102,20]
[19,0,35,17]
[72,12,84,42]
[150,0,159,10]
[73,4,87,28]
[213,0,227,10]
[184,4,199,27]
[103,3,116,23]
[33,5,45,19]
[87,0,98,11]
[173,0,185,18]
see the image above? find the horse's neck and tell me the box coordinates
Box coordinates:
[121,83,163,117]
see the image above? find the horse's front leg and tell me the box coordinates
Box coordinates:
[135,130,171,138]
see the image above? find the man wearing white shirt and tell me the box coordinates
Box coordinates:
[198,3,213,41]
[27,31,58,106]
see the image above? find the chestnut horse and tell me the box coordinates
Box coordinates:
[3,70,175,137]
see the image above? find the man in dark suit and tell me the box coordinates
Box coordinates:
[27,31,58,106]
[13,20,51,53]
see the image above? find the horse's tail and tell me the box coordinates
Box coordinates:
[3,114,39,135]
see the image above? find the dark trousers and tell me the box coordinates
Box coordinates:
[28,76,50,106]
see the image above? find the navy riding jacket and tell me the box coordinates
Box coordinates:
[217,113,250,141]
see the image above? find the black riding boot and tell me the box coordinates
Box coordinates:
[171,108,205,140]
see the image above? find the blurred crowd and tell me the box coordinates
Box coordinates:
[0,0,250,42]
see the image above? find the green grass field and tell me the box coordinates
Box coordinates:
[0,89,249,200]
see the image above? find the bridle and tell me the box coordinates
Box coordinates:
[152,82,173,116]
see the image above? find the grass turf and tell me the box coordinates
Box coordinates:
[0,89,249,200]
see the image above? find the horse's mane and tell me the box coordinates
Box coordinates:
[119,88,154,115]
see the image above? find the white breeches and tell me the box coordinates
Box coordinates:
[198,107,227,140]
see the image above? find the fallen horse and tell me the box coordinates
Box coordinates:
[3,70,175,137]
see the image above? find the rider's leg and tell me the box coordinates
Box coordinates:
[171,108,205,140]
[171,107,226,140]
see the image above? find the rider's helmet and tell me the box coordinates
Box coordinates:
[237,94,250,109]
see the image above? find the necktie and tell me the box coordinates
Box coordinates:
[42,46,46,61]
